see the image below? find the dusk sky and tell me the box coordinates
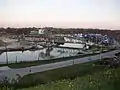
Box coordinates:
[0,0,120,29]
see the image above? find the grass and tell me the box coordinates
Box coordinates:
[0,48,116,69]
[20,67,120,90]
[6,60,107,89]
[1,57,120,90]
[0,60,56,68]
[2,58,120,90]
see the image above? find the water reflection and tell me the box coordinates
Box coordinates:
[0,48,79,64]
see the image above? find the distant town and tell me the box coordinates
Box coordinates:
[0,27,119,62]
[0,27,120,90]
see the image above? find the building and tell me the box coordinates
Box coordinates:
[30,30,38,35]
[30,29,45,35]
[38,29,44,34]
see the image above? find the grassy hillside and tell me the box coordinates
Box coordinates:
[1,58,120,90]
[20,67,120,90]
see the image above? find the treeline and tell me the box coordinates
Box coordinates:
[0,27,38,35]
[51,28,120,41]
[0,27,120,41]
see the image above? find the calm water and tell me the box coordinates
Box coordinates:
[0,48,79,64]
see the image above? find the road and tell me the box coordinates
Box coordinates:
[0,49,120,81]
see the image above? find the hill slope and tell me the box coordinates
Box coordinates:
[21,67,120,90]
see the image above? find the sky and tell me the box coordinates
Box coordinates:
[0,0,120,29]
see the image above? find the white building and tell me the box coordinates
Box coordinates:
[38,29,44,34]
[60,43,84,48]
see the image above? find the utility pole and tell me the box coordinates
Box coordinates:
[5,45,8,64]
[16,56,17,63]
[100,46,102,61]
[38,53,40,60]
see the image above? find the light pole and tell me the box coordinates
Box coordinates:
[5,45,8,64]
[16,56,17,63]
[100,46,102,61]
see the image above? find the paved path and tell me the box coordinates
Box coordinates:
[0,50,120,81]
